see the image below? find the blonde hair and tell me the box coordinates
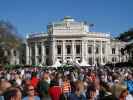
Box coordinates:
[75,80,84,92]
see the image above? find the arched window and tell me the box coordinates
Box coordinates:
[121,48,124,55]
[112,48,115,54]
[13,50,16,56]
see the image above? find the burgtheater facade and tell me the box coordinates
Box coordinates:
[26,16,128,66]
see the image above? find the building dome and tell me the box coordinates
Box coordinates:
[64,16,72,19]
[63,16,75,22]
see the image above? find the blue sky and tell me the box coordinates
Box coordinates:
[0,0,133,38]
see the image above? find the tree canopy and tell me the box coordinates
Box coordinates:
[0,20,22,64]
[116,28,133,51]
[117,28,133,42]
[117,28,133,62]
[0,20,22,48]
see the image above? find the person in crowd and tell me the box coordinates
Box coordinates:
[0,80,12,100]
[99,82,117,100]
[31,72,39,89]
[111,79,127,99]
[15,74,22,86]
[37,72,50,100]
[125,74,133,95]
[0,80,12,95]
[69,80,86,100]
[56,73,63,87]
[86,85,96,100]
[126,92,133,100]
[4,87,22,100]
[62,76,71,99]
[119,89,128,100]
[22,84,40,100]
[0,64,133,100]
[48,79,62,100]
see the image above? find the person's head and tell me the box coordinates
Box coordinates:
[119,89,128,99]
[86,85,96,99]
[31,72,37,78]
[63,76,68,81]
[50,73,55,80]
[75,80,84,93]
[15,74,20,79]
[0,80,12,95]
[50,80,59,87]
[94,78,100,90]
[26,84,35,96]
[4,87,22,100]
[25,80,31,86]
[42,72,49,80]
[127,74,132,80]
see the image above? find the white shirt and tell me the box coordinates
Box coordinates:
[126,94,133,100]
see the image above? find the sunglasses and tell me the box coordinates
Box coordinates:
[28,89,34,91]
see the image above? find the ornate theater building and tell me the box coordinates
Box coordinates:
[26,16,128,66]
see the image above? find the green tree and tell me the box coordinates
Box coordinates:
[0,20,22,64]
[117,28,133,42]
[117,28,133,61]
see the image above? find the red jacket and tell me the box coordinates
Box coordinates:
[31,77,39,88]
[48,86,62,100]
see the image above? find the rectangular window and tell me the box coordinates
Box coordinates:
[38,46,41,56]
[46,46,49,55]
[66,45,71,54]
[102,47,105,54]
[76,45,80,54]
[57,45,61,54]
[88,46,92,54]
[89,57,92,65]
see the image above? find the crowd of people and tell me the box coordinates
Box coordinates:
[0,65,133,100]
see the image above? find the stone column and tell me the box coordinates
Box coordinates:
[85,40,88,61]
[10,49,14,64]
[106,41,109,63]
[52,40,56,64]
[93,40,96,65]
[72,40,75,61]
[100,41,103,64]
[29,45,32,65]
[35,42,38,65]
[41,42,46,65]
[26,43,30,65]
[16,51,20,64]
[62,40,66,63]
[81,40,85,61]
[118,46,121,62]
